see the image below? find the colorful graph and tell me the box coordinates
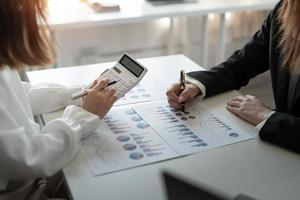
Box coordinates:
[133,100,254,155]
[136,122,149,129]
[115,83,158,106]
[117,135,130,142]
[81,100,253,177]
[129,152,144,160]
[123,144,137,151]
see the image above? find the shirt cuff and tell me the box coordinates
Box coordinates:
[63,105,100,139]
[65,85,84,107]
[255,111,276,132]
[186,74,206,100]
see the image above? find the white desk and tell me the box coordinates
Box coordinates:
[27,55,300,200]
[48,0,278,66]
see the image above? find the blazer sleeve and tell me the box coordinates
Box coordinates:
[259,112,300,153]
[187,8,275,97]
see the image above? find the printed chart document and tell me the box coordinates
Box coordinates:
[114,73,176,106]
[115,80,163,106]
[134,100,253,155]
[82,100,254,176]
[81,106,178,176]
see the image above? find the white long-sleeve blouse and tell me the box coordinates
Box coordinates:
[0,67,100,190]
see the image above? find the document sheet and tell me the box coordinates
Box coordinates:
[82,100,254,176]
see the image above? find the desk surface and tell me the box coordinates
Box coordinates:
[48,0,278,30]
[27,55,300,200]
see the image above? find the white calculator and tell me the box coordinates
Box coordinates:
[76,54,148,99]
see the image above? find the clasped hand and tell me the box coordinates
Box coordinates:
[226,95,272,125]
[166,83,272,126]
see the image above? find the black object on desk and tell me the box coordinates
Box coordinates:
[163,172,258,200]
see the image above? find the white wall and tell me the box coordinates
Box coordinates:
[53,10,268,69]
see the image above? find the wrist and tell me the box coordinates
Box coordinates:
[190,84,202,97]
[258,109,272,123]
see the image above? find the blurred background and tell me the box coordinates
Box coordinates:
[45,0,276,108]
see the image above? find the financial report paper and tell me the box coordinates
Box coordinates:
[81,100,254,176]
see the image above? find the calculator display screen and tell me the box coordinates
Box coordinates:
[120,55,144,77]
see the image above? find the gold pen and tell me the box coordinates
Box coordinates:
[180,70,186,112]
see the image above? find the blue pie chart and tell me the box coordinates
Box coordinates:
[117,135,130,142]
[129,152,144,160]
[125,110,136,115]
[131,116,142,122]
[137,122,149,129]
[229,133,239,137]
[123,144,137,151]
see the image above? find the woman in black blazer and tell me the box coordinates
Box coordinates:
[166,0,300,153]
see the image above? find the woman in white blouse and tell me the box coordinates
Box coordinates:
[0,0,117,199]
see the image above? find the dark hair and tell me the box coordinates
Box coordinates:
[0,0,53,69]
[278,0,300,73]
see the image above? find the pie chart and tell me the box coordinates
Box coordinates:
[117,135,130,142]
[123,144,137,151]
[129,152,144,160]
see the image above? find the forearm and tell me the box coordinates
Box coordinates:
[23,82,82,115]
[187,8,274,97]
[0,105,99,181]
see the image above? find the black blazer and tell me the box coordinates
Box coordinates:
[188,1,300,153]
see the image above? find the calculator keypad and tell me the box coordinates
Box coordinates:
[99,70,133,97]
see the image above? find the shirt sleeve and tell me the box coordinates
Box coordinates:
[0,104,100,182]
[186,74,206,100]
[22,82,83,116]
[255,111,276,132]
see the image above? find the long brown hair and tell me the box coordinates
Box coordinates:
[0,0,53,69]
[278,0,300,73]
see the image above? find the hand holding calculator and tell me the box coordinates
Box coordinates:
[71,54,148,100]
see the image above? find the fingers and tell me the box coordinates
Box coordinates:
[226,105,240,115]
[230,95,256,103]
[166,83,200,109]
[231,95,246,102]
[227,100,242,108]
[245,95,255,99]
[227,95,244,116]
[93,79,109,91]
[166,84,181,104]
[168,99,182,109]
[108,93,118,106]
[90,80,97,89]
[179,84,198,102]
[106,88,116,96]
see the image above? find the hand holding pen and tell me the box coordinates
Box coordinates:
[166,71,201,109]
[72,80,118,100]
[81,79,118,119]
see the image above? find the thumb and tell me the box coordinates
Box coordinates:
[179,88,192,102]
[89,80,97,89]
[179,84,199,102]
[93,79,109,91]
